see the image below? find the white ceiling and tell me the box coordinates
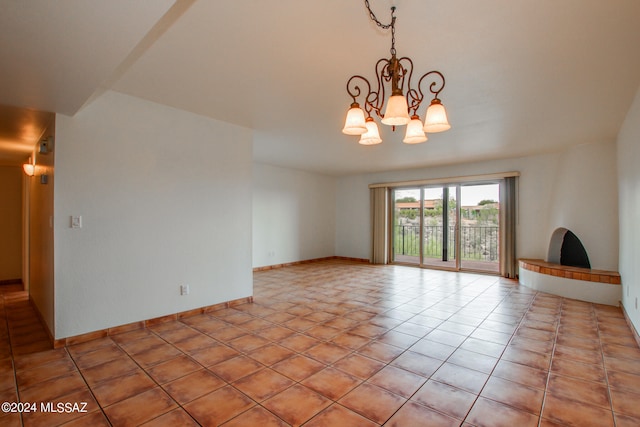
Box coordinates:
[1,0,640,175]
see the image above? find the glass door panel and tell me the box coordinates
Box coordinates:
[392,188,421,265]
[422,186,457,270]
[460,183,500,273]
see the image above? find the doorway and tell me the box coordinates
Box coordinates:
[392,182,500,273]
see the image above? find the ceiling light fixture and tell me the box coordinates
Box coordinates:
[342,1,451,145]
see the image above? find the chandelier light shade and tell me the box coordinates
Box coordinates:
[342,1,451,145]
[342,102,367,135]
[381,94,411,126]
[359,117,383,145]
[403,115,428,144]
[424,99,451,133]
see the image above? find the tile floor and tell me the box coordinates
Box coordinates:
[1,259,640,426]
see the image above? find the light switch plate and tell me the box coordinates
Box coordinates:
[71,215,82,229]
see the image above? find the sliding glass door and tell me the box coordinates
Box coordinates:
[393,188,421,265]
[422,186,457,269]
[392,181,500,274]
[460,183,500,273]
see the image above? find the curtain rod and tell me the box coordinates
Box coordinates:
[368,171,520,189]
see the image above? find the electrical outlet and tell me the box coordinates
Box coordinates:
[180,285,190,296]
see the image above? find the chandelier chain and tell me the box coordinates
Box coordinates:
[364,0,397,55]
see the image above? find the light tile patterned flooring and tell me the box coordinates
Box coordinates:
[2,259,640,426]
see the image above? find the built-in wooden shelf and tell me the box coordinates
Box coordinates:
[519,259,621,285]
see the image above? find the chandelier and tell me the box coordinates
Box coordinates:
[341,1,451,145]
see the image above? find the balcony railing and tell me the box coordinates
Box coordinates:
[395,225,499,262]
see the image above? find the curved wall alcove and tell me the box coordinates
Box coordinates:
[519,228,620,306]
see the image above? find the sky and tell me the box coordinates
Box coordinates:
[394,183,499,206]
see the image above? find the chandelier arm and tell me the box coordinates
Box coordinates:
[406,87,421,116]
[342,2,449,142]
[396,57,415,112]
[368,58,391,118]
[346,75,371,105]
[417,70,446,102]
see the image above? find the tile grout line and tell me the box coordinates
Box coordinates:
[174,314,294,426]
[535,294,562,427]
[230,295,420,426]
[248,277,419,425]
[3,290,25,427]
[352,274,532,425]
[596,304,618,427]
[67,326,206,426]
[255,266,636,423]
[63,345,114,426]
[6,261,637,426]
[408,276,500,425]
[142,320,236,425]
[391,274,528,424]
[151,308,362,426]
[455,278,540,425]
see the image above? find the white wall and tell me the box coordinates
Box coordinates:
[617,85,640,333]
[54,91,253,339]
[335,148,618,272]
[0,166,23,281]
[334,153,561,262]
[27,122,56,336]
[547,140,618,270]
[334,173,373,260]
[253,163,336,268]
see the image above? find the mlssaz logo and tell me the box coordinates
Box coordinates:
[40,402,88,413]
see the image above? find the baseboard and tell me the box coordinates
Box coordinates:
[621,303,640,349]
[0,278,23,285]
[52,295,254,348]
[48,257,371,348]
[253,256,370,272]
[28,297,56,347]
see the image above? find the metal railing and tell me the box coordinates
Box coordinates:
[395,225,499,261]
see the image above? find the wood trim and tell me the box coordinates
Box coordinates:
[52,295,255,348]
[50,257,370,348]
[621,304,640,349]
[518,259,621,285]
[253,256,370,272]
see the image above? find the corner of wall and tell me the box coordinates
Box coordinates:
[617,84,640,334]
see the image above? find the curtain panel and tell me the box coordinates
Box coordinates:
[370,187,388,264]
[500,176,518,278]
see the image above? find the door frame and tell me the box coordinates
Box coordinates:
[390,180,501,274]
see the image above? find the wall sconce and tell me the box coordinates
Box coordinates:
[23,157,35,177]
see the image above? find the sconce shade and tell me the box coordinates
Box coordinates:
[23,163,35,176]
[359,118,382,145]
[403,116,428,144]
[423,99,451,133]
[381,95,411,126]
[342,103,367,135]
